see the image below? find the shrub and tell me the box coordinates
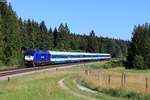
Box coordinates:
[102,63,112,69]
[111,61,123,67]
[132,55,145,69]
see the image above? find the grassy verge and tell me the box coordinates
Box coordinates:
[0,64,128,100]
[78,78,150,100]
[64,74,129,100]
[112,67,150,73]
[1,61,149,100]
[0,70,83,100]
[76,61,150,100]
[0,65,18,69]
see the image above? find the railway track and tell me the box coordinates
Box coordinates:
[0,61,106,77]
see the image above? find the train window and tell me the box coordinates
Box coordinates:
[51,54,110,58]
[52,55,68,58]
[99,55,110,57]
[52,55,57,58]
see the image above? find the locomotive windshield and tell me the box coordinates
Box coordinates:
[25,53,34,56]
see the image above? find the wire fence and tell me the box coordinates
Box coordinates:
[84,69,150,94]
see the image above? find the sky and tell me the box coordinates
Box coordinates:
[8,0,150,40]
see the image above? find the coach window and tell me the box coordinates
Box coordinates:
[52,55,56,58]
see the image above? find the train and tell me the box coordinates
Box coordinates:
[24,50,111,67]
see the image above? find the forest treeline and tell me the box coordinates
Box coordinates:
[127,23,150,69]
[0,1,129,66]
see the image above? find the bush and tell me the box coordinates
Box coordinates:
[101,63,112,69]
[111,61,123,67]
[89,64,103,69]
[89,61,123,70]
[132,55,145,69]
[0,60,4,66]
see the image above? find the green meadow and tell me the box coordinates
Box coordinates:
[0,62,145,100]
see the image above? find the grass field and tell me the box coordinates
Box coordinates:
[0,70,83,100]
[77,62,150,100]
[0,62,130,100]
[63,74,128,100]
[0,62,149,100]
[79,67,150,94]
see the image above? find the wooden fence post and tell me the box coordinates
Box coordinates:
[108,75,111,87]
[85,70,87,75]
[121,73,123,88]
[88,70,90,76]
[124,73,126,88]
[8,77,10,82]
[99,71,101,83]
[145,77,148,92]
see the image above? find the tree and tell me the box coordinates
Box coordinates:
[87,30,99,53]
[0,13,4,65]
[0,1,129,67]
[2,3,22,65]
[127,23,150,69]
[132,55,145,69]
[38,21,49,50]
[48,28,54,49]
[53,27,58,48]
[54,23,71,50]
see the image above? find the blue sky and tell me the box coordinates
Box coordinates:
[9,0,150,40]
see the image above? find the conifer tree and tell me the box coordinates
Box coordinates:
[38,21,48,50]
[0,1,129,67]
[127,23,150,69]
[0,13,4,65]
[53,27,58,49]
[56,23,71,49]
[48,28,54,49]
[2,3,22,65]
[87,30,99,53]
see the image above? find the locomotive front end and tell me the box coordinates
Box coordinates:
[24,50,35,66]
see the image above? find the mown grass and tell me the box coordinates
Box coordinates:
[0,70,83,100]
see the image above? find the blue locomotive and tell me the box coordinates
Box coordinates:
[24,50,111,66]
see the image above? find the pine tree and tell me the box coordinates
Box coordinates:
[87,30,99,53]
[2,3,22,65]
[48,28,54,49]
[0,12,4,65]
[55,23,71,50]
[53,27,58,48]
[38,21,48,50]
[0,1,129,67]
[127,23,150,69]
